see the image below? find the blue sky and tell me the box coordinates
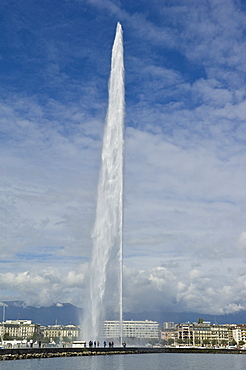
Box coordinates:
[1,0,246,317]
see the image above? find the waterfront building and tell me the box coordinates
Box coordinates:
[231,326,242,344]
[102,320,160,342]
[161,328,177,344]
[193,323,228,346]
[166,321,231,347]
[236,325,246,343]
[226,325,242,344]
[43,324,80,343]
[176,323,194,345]
[0,320,41,340]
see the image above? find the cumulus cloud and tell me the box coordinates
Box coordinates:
[123,263,246,315]
[0,266,88,307]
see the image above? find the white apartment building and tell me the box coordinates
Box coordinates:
[102,320,160,340]
[236,325,246,343]
[231,327,242,343]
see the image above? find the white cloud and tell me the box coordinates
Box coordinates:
[122,262,246,315]
[0,266,88,307]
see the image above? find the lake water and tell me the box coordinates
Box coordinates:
[1,352,246,370]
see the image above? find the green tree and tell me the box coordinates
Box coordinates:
[194,338,200,346]
[184,338,191,345]
[63,337,71,343]
[53,337,60,344]
[31,333,42,342]
[176,338,184,345]
[229,339,237,346]
[198,318,204,324]
[3,332,13,340]
[167,338,174,345]
[160,339,167,346]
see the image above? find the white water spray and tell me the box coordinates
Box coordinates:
[83,23,124,343]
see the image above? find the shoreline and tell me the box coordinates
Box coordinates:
[1,346,246,361]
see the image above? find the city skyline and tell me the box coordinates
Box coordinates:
[1,0,246,318]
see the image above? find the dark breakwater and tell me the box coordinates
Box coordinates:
[0,347,246,361]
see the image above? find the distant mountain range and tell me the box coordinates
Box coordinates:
[0,301,82,326]
[1,301,246,326]
[123,310,246,325]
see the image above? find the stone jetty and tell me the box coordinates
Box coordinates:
[1,346,246,361]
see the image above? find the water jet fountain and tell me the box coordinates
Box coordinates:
[83,22,124,345]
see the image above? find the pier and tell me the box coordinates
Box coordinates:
[1,346,246,361]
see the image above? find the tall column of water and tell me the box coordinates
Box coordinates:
[83,22,124,343]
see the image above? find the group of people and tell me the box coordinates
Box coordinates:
[87,340,125,348]
[28,340,42,348]
[88,340,100,347]
[88,340,114,348]
[87,340,126,348]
